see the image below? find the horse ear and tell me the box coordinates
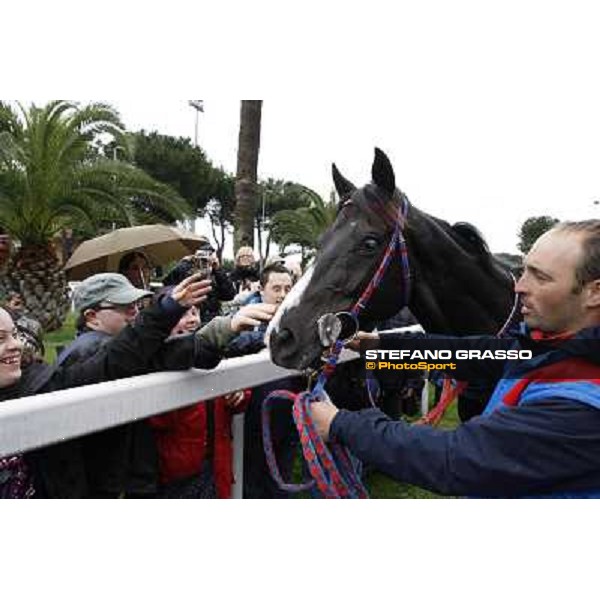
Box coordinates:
[371,147,396,195]
[332,163,356,199]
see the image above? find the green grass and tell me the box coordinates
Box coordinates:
[43,311,76,362]
[364,396,460,499]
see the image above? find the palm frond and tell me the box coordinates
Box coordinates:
[0,100,189,246]
[0,102,23,138]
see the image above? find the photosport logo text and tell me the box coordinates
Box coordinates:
[364,348,532,372]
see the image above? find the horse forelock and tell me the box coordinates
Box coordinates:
[353,184,404,232]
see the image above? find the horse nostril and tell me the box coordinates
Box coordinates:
[277,328,293,344]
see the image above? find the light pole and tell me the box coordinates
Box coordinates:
[186,101,205,232]
[188,100,204,147]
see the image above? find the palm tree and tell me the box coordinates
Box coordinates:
[304,188,338,234]
[0,100,191,330]
[233,100,262,253]
[270,187,337,265]
[254,179,313,266]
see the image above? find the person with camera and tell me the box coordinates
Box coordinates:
[230,246,260,295]
[163,241,235,324]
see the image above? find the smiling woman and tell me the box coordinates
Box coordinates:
[0,312,24,388]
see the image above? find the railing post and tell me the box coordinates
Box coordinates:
[421,375,430,416]
[231,413,245,499]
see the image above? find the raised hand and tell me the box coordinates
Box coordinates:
[230,303,278,333]
[171,274,212,307]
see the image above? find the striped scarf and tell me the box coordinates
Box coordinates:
[0,454,35,499]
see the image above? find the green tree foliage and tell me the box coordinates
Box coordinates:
[255,179,313,264]
[0,101,190,245]
[130,130,216,218]
[518,215,559,254]
[270,188,337,265]
[205,168,236,260]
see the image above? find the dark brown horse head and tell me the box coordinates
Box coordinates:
[269,149,514,370]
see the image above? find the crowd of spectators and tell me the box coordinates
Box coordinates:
[0,238,442,500]
[0,244,309,499]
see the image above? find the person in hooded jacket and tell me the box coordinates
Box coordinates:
[310,220,600,498]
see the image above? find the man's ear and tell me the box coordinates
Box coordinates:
[83,309,99,329]
[584,279,600,308]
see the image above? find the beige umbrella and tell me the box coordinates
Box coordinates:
[64,224,209,281]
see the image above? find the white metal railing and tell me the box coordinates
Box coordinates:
[0,325,422,499]
[0,348,361,498]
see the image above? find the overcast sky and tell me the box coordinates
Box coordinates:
[109,86,600,257]
[18,3,600,258]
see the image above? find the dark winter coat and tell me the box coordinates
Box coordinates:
[162,259,236,322]
[57,330,160,498]
[331,325,600,498]
[229,265,260,294]
[0,297,236,498]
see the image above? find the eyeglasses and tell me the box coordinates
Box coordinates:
[93,302,139,314]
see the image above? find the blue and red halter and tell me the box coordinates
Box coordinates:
[262,194,411,499]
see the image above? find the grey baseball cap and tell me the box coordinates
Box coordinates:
[73,273,153,312]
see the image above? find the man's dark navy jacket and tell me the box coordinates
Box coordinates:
[330,325,600,498]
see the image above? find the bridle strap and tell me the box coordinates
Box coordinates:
[496,273,520,337]
[351,196,411,317]
[312,196,411,397]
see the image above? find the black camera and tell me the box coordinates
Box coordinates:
[190,249,212,279]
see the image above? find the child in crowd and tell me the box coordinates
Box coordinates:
[150,301,250,499]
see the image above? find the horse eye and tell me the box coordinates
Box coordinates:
[362,237,379,251]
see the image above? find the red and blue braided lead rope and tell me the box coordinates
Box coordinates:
[262,388,368,498]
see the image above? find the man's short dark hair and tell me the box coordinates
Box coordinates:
[553,220,600,291]
[118,251,151,273]
[260,264,292,287]
[76,312,87,332]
